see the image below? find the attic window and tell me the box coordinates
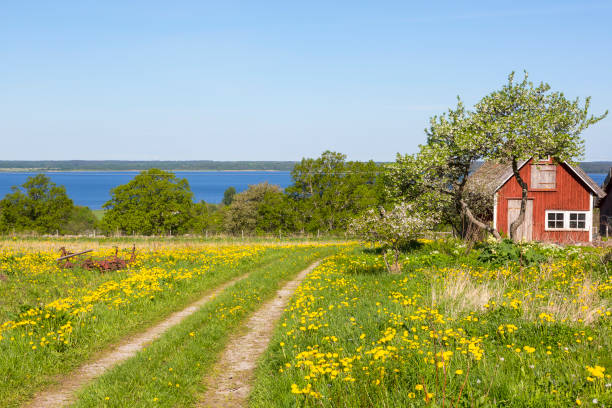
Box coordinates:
[531,165,556,189]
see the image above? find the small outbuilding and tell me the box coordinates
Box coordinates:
[597,168,612,238]
[468,157,606,243]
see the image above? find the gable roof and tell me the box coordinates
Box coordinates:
[465,160,524,198]
[467,159,606,199]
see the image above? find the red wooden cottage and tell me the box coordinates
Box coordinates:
[469,158,606,243]
[597,168,612,238]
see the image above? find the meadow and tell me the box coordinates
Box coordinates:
[252,240,611,407]
[0,238,610,407]
[0,239,339,406]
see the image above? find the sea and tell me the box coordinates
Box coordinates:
[0,171,293,210]
[0,171,607,210]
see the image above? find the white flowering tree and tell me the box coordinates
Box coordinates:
[386,72,607,242]
[349,202,437,273]
[384,100,498,239]
[473,72,607,240]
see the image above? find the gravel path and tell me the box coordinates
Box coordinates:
[26,273,251,408]
[199,261,320,408]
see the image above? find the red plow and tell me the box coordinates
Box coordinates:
[57,245,137,272]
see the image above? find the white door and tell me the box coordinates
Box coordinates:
[507,199,533,241]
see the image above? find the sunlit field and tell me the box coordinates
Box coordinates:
[2,238,610,407]
[252,240,612,407]
[0,239,340,406]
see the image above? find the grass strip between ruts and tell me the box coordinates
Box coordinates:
[70,246,338,407]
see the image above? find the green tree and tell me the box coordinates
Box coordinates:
[286,151,381,232]
[256,189,295,233]
[473,72,607,239]
[190,201,210,233]
[0,174,74,233]
[222,186,236,206]
[205,204,226,233]
[387,72,608,241]
[64,206,99,235]
[223,183,283,234]
[385,100,497,238]
[101,169,195,235]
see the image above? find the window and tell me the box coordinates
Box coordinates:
[545,210,589,231]
[569,213,586,229]
[531,165,556,189]
[547,212,564,229]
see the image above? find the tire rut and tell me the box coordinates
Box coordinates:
[26,273,251,408]
[199,260,320,408]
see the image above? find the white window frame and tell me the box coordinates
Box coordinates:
[544,210,591,231]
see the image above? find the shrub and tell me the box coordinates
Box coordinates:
[349,203,437,273]
[477,239,547,266]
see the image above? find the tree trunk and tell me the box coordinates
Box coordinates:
[441,182,500,241]
[382,248,402,274]
[509,158,529,241]
[459,199,501,240]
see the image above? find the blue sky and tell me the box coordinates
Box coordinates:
[1,1,611,161]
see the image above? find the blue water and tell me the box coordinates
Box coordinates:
[590,173,607,186]
[0,171,607,210]
[0,171,292,209]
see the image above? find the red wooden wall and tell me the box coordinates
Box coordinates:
[495,159,592,243]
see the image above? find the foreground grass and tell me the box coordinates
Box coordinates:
[71,245,339,407]
[0,243,330,407]
[251,243,611,407]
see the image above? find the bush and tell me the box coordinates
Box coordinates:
[63,206,98,235]
[477,239,547,266]
[349,203,437,273]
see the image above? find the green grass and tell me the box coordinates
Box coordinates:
[71,245,338,407]
[0,245,322,407]
[250,243,612,407]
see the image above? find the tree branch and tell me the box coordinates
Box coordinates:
[459,198,501,240]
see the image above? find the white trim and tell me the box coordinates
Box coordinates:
[544,210,591,232]
[493,192,498,231]
[589,193,594,242]
[493,160,529,192]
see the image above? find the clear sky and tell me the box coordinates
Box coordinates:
[1,1,611,161]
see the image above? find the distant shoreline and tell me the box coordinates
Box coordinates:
[0,160,298,173]
[0,169,287,173]
[0,159,609,173]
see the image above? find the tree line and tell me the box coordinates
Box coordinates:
[0,152,383,236]
[0,160,297,171]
